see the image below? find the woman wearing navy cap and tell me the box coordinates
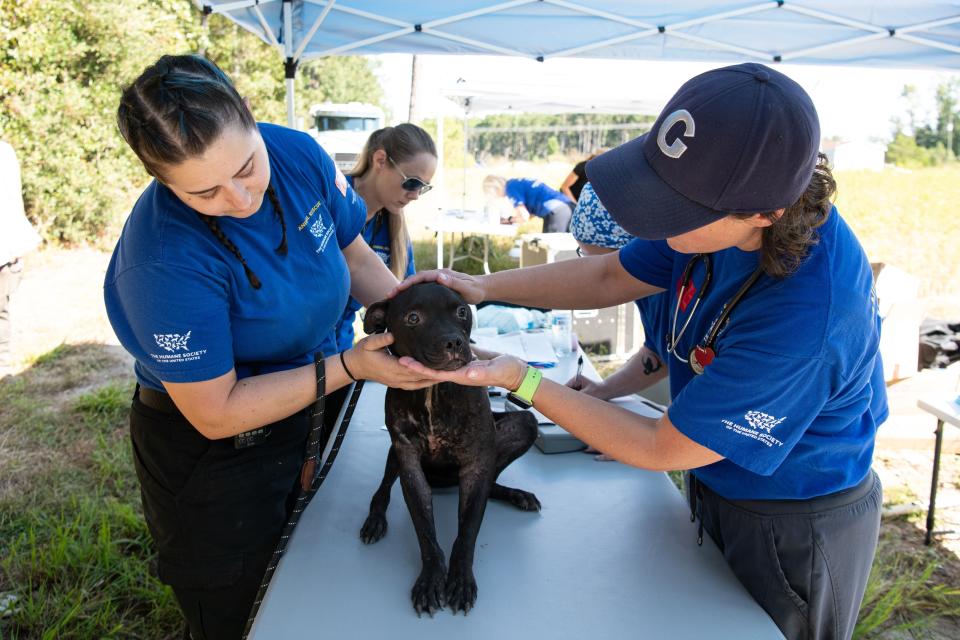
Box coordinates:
[105,54,434,638]
[397,63,885,640]
[332,123,436,353]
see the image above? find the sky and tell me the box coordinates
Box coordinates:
[371,53,957,144]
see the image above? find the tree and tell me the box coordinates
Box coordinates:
[0,0,384,245]
[0,0,197,243]
[887,79,959,168]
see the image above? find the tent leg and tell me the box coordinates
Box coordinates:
[285,58,298,129]
[462,116,469,211]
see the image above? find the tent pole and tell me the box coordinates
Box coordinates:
[462,101,469,211]
[285,68,297,128]
[283,0,297,128]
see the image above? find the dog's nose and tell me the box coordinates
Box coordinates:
[444,336,465,351]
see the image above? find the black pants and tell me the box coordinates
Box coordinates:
[687,471,882,640]
[130,384,349,640]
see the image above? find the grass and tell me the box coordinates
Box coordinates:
[0,344,183,639]
[856,518,960,638]
[834,165,960,316]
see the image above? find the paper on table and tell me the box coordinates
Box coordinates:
[472,330,558,367]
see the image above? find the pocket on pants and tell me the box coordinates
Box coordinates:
[763,519,810,619]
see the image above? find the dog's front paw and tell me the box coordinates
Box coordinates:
[359,512,388,544]
[412,565,447,617]
[445,565,478,615]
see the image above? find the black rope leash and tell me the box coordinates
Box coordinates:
[242,353,365,638]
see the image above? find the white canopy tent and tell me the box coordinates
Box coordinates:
[196,1,960,126]
[435,81,662,207]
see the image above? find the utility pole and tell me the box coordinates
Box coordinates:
[408,55,422,123]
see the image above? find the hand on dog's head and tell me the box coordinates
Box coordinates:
[364,283,474,371]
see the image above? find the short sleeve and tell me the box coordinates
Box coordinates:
[504,180,524,207]
[311,142,365,249]
[104,263,235,384]
[668,347,832,476]
[404,240,416,277]
[618,238,675,290]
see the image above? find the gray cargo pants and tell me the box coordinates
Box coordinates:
[687,470,882,640]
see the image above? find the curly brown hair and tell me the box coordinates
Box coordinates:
[733,152,837,278]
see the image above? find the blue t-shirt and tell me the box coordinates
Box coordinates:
[636,293,667,357]
[505,178,574,218]
[619,208,887,500]
[332,179,416,351]
[104,123,366,391]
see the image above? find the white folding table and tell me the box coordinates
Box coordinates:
[425,210,518,274]
[917,395,960,544]
[249,351,783,639]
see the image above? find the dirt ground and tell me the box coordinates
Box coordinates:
[7,248,960,631]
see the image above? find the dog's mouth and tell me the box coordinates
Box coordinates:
[419,349,470,371]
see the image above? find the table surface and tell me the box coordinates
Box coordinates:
[426,210,519,236]
[917,396,960,428]
[249,354,783,639]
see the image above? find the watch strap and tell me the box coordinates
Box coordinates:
[509,366,543,406]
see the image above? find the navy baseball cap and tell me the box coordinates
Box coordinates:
[586,63,820,240]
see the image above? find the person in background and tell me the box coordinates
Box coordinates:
[398,63,886,640]
[568,181,668,459]
[482,174,575,232]
[106,54,432,639]
[0,139,41,378]
[332,124,436,352]
[558,149,606,203]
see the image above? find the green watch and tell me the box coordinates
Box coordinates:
[506,366,543,409]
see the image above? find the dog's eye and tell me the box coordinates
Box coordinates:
[405,312,421,325]
[456,306,468,320]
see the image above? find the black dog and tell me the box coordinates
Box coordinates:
[359,283,540,616]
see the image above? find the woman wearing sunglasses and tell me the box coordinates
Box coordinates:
[395,63,886,640]
[104,54,435,639]
[332,124,436,353]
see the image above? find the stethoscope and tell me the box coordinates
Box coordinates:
[665,253,764,375]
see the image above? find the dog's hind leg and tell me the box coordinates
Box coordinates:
[445,459,494,615]
[489,412,541,511]
[360,444,399,544]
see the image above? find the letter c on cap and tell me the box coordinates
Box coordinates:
[657,109,695,159]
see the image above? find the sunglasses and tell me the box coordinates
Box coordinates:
[388,156,433,195]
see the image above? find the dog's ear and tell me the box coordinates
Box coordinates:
[363,299,389,334]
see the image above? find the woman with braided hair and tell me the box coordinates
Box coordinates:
[332,123,436,351]
[104,54,435,638]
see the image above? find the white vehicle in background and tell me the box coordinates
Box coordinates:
[307,102,384,171]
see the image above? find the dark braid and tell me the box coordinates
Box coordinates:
[198,214,263,290]
[265,184,288,256]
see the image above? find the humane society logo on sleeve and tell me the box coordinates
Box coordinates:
[150,331,207,364]
[720,410,786,448]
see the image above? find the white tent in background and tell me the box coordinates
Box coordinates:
[194,1,960,126]
[434,80,663,205]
